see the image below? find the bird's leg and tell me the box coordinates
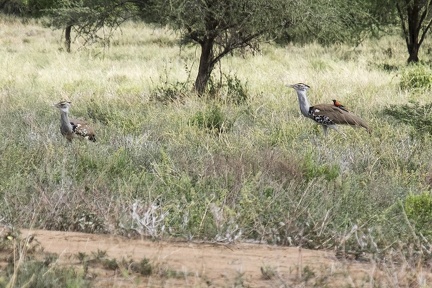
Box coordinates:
[322,125,347,138]
[322,125,328,137]
[329,125,347,138]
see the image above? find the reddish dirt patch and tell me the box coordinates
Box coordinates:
[13,229,426,287]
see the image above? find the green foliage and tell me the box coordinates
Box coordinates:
[5,258,90,288]
[302,152,339,182]
[383,101,432,137]
[150,81,189,103]
[189,105,232,133]
[45,0,132,46]
[280,0,385,46]
[208,73,248,104]
[400,64,432,90]
[0,0,28,16]
[101,258,119,270]
[130,258,152,276]
[405,192,432,237]
[27,0,57,16]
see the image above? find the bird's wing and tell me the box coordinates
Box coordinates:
[311,104,370,132]
[69,118,96,141]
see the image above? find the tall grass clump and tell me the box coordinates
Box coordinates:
[383,101,432,137]
[400,64,432,90]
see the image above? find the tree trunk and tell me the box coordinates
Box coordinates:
[406,2,420,63]
[408,44,420,63]
[194,37,215,95]
[65,25,72,53]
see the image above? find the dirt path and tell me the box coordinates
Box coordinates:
[16,229,393,287]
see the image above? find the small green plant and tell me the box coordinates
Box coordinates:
[302,153,339,181]
[160,268,188,279]
[260,265,277,280]
[102,258,119,270]
[233,271,246,287]
[208,73,248,104]
[189,105,232,133]
[400,64,432,90]
[405,192,432,238]
[91,249,108,260]
[76,252,88,263]
[301,265,316,283]
[150,81,189,103]
[225,74,248,104]
[5,258,90,288]
[130,257,152,276]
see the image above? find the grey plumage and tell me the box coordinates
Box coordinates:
[54,100,96,142]
[288,83,371,136]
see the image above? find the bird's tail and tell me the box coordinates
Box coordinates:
[349,114,371,134]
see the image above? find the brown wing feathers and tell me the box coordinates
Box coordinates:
[312,103,371,133]
[70,118,96,142]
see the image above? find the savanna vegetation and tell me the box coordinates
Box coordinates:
[2,0,432,285]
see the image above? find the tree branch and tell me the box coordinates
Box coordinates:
[419,0,432,46]
[396,2,410,47]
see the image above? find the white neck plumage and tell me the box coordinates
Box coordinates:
[294,89,311,118]
[60,110,73,133]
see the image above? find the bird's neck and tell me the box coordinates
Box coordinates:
[60,111,73,133]
[295,90,311,117]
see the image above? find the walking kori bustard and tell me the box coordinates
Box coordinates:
[288,83,371,136]
[54,100,96,142]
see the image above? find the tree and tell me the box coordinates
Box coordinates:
[148,0,293,94]
[362,0,432,63]
[46,0,387,94]
[395,0,432,63]
[46,0,132,52]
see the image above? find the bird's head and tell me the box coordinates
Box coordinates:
[288,83,310,92]
[54,100,71,113]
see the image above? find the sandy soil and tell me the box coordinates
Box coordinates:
[3,229,422,287]
[13,229,376,287]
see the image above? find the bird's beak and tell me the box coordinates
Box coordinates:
[287,84,294,88]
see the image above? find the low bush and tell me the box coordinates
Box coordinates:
[189,105,232,133]
[405,192,432,238]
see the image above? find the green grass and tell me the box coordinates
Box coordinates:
[1,16,432,263]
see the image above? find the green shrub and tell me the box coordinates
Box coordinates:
[405,192,432,237]
[150,81,189,103]
[208,73,248,104]
[5,258,90,288]
[302,152,339,182]
[400,64,432,90]
[130,258,152,276]
[189,105,232,133]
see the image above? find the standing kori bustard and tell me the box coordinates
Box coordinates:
[54,100,96,142]
[288,83,371,136]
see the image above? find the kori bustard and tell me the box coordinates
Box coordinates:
[54,100,96,142]
[288,83,371,136]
